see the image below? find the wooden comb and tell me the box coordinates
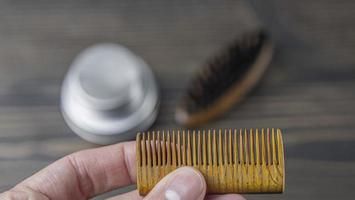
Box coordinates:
[136,128,285,195]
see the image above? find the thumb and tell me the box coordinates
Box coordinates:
[144,167,207,200]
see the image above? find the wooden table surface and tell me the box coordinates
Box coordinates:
[0,0,355,199]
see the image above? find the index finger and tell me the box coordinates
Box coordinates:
[15,141,136,199]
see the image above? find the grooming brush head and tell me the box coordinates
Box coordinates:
[136,128,285,195]
[176,30,273,127]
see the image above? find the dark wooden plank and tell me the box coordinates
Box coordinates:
[0,0,355,199]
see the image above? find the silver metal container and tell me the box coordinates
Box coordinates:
[61,43,159,145]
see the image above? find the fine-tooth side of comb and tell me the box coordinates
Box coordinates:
[136,128,285,195]
[175,30,273,127]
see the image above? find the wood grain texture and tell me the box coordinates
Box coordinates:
[0,0,354,199]
[137,129,285,195]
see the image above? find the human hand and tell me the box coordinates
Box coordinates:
[0,141,245,200]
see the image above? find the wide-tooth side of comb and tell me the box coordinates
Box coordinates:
[136,128,285,195]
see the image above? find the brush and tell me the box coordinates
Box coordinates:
[136,128,284,195]
[175,30,273,127]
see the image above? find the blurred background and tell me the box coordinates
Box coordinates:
[0,0,354,199]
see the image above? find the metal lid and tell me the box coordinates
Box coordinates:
[61,43,159,145]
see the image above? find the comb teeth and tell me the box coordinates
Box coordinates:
[136,128,285,195]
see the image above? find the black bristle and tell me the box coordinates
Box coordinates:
[182,30,269,113]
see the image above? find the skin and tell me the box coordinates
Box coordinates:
[0,141,245,200]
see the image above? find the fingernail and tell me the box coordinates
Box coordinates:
[164,167,205,200]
